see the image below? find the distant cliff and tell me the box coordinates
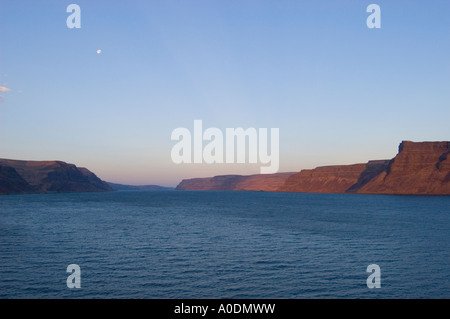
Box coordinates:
[0,159,112,194]
[279,163,369,193]
[176,141,450,195]
[176,172,296,192]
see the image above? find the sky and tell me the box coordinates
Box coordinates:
[0,0,449,186]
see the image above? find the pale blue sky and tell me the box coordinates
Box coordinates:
[1,0,449,186]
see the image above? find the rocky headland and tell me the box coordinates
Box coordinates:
[0,159,112,194]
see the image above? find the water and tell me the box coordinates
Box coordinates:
[0,191,449,298]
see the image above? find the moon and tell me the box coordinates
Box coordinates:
[96,49,102,54]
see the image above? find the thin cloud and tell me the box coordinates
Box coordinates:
[0,86,11,92]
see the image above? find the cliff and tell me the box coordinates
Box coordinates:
[176,141,450,195]
[356,141,450,195]
[279,163,369,193]
[278,141,449,195]
[176,172,295,192]
[0,159,112,194]
[0,165,35,194]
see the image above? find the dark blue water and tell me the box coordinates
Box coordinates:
[0,191,449,298]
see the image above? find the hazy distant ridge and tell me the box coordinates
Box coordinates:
[107,182,174,191]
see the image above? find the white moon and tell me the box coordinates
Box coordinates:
[96,49,102,54]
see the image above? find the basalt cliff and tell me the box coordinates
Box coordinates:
[0,159,112,194]
[176,172,296,192]
[354,141,450,195]
[176,141,450,195]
